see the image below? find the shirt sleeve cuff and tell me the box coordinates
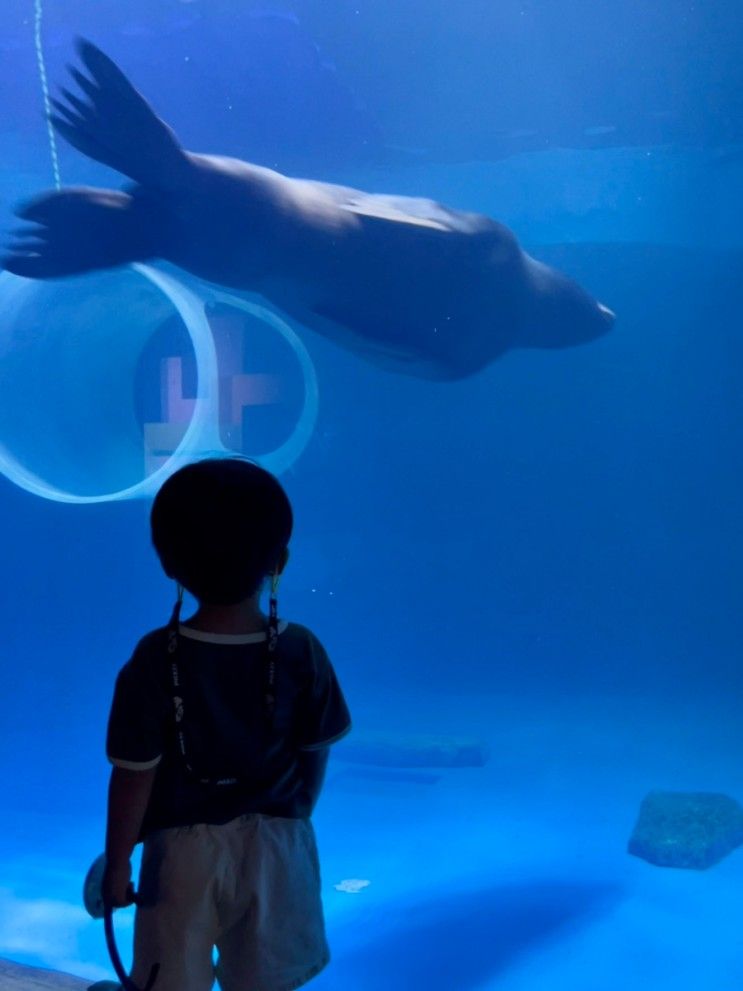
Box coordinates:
[108,755,162,771]
[299,723,352,751]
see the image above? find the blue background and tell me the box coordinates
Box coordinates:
[1,1,742,988]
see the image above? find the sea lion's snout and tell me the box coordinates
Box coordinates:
[598,302,616,325]
[519,257,616,350]
[568,294,615,346]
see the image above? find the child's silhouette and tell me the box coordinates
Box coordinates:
[104,457,351,991]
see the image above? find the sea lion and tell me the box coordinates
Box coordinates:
[2,40,614,380]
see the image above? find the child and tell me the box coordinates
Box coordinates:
[103,457,351,991]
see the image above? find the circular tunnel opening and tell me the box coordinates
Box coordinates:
[0,267,318,502]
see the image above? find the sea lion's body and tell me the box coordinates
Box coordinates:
[3,42,614,379]
[158,155,534,376]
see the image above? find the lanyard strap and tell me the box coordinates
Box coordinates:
[165,582,279,787]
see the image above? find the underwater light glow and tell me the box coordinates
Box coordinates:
[0,265,318,503]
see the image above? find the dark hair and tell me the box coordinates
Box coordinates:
[151,458,293,604]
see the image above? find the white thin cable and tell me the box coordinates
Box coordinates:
[34,0,61,189]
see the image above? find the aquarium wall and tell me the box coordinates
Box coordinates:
[1,1,742,989]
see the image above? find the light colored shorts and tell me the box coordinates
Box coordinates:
[131,814,330,991]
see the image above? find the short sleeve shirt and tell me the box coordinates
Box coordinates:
[106,621,351,835]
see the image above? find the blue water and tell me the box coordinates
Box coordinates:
[1,1,742,988]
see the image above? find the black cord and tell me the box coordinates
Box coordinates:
[104,905,159,991]
[167,576,280,786]
[265,575,279,723]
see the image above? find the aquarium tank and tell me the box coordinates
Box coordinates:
[0,0,741,989]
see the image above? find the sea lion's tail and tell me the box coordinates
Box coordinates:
[2,187,165,279]
[49,39,187,187]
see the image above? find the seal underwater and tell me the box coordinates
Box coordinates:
[3,40,614,380]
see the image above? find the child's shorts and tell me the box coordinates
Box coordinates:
[131,814,330,991]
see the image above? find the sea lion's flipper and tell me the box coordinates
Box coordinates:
[2,187,162,278]
[49,39,187,187]
[341,199,451,232]
[340,193,509,237]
